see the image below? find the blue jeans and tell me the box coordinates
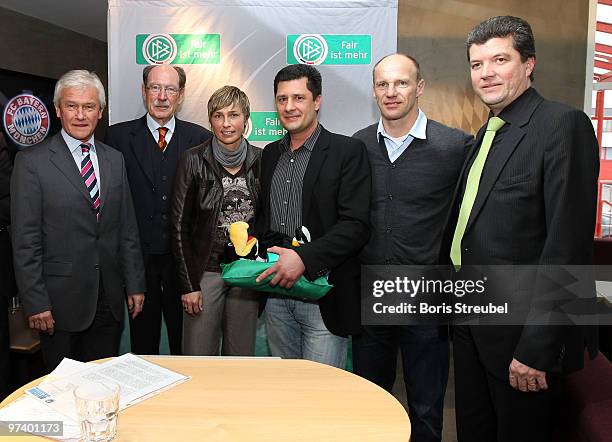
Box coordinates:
[265,296,347,368]
[352,325,449,442]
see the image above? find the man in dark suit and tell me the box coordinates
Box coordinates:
[255,64,371,368]
[352,53,471,442]
[441,16,599,441]
[0,133,15,399]
[11,70,146,371]
[104,65,211,355]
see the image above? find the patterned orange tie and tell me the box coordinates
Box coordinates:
[157,127,168,151]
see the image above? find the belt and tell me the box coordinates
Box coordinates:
[0,225,7,233]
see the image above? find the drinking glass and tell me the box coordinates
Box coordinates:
[73,380,120,442]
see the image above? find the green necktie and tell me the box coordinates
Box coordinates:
[450,116,505,268]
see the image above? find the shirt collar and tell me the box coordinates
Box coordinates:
[146,113,176,135]
[61,129,95,155]
[494,87,535,126]
[377,109,428,142]
[279,123,321,152]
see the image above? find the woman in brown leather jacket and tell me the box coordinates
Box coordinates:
[171,86,261,356]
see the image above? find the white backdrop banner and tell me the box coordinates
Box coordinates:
[108,0,397,144]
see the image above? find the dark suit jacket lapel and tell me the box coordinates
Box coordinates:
[97,142,111,214]
[465,128,524,233]
[259,142,283,231]
[262,143,282,190]
[48,134,93,205]
[302,127,330,222]
[173,118,197,155]
[465,90,542,234]
[129,115,155,185]
[449,125,485,221]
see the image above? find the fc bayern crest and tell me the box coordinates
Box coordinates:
[3,94,50,147]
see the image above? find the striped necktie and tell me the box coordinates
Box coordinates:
[158,127,168,151]
[450,116,505,268]
[80,143,101,220]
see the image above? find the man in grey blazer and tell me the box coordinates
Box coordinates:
[11,70,146,371]
[352,54,471,442]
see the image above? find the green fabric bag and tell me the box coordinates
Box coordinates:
[220,254,333,300]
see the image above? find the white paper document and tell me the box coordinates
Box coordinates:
[0,396,81,440]
[42,358,92,383]
[25,353,190,421]
[0,358,91,440]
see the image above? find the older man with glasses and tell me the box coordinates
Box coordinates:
[105,65,211,356]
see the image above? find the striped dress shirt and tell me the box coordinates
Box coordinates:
[269,124,321,237]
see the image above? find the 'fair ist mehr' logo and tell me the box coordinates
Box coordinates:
[137,34,220,65]
[288,34,371,65]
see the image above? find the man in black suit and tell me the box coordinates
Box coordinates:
[441,16,599,441]
[11,70,146,371]
[255,64,371,368]
[105,65,211,355]
[0,133,15,399]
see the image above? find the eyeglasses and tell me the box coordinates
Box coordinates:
[146,84,180,96]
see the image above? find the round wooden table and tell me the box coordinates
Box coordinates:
[1,356,411,441]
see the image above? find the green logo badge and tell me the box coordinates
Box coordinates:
[246,112,287,142]
[293,34,329,65]
[287,34,371,65]
[142,34,178,64]
[136,34,220,65]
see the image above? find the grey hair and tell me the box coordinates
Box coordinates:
[53,70,106,109]
[142,65,187,89]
